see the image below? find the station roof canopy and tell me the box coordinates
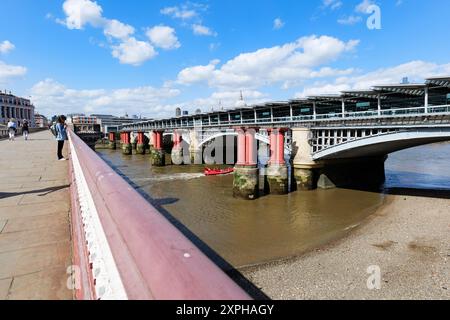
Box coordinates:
[426,76,450,87]
[307,94,342,100]
[342,90,383,100]
[372,83,426,96]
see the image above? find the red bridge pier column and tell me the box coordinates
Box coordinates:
[233,127,259,200]
[136,131,146,155]
[108,132,116,150]
[121,131,132,155]
[266,128,288,195]
[151,130,165,166]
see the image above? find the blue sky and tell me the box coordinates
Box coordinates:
[0,0,449,118]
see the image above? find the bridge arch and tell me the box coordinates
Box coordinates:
[312,128,450,160]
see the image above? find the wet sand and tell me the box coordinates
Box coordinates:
[241,194,450,300]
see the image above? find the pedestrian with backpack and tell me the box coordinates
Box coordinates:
[55,115,68,160]
[22,120,29,140]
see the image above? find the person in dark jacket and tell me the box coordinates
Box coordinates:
[22,120,29,140]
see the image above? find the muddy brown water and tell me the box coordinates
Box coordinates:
[97,142,450,268]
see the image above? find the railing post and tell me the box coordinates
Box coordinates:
[377,94,381,116]
[313,102,317,120]
[341,98,345,118]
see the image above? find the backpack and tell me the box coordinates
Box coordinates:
[50,123,58,137]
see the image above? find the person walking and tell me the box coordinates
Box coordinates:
[22,120,29,140]
[7,119,16,141]
[55,115,68,160]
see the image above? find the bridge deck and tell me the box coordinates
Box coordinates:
[0,131,72,300]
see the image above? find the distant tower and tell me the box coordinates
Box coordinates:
[401,77,409,84]
[176,107,182,117]
[195,108,202,114]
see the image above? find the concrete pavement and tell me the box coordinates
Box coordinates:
[0,130,73,300]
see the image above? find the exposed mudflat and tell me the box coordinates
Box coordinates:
[241,195,450,300]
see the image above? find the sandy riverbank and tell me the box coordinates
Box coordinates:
[240,193,450,299]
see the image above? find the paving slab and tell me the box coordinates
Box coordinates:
[8,267,72,300]
[0,131,73,300]
[0,202,70,220]
[0,243,71,279]
[2,212,69,234]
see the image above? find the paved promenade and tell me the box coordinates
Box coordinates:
[0,130,72,300]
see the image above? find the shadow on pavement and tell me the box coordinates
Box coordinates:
[0,185,70,200]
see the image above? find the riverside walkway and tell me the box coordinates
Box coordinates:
[0,130,72,300]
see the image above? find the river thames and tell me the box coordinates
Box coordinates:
[97,142,450,268]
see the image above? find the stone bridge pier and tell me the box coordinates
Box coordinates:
[171,130,183,164]
[292,128,321,190]
[189,129,202,164]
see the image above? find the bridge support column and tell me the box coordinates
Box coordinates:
[266,128,288,195]
[130,132,137,152]
[136,131,146,155]
[171,130,184,165]
[121,131,132,155]
[108,132,116,150]
[233,128,259,200]
[292,128,321,190]
[151,130,165,166]
[189,129,202,165]
[150,131,156,150]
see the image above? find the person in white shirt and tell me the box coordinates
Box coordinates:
[7,119,17,141]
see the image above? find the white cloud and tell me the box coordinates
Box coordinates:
[103,19,135,40]
[295,60,450,97]
[60,0,165,66]
[62,0,104,29]
[322,0,343,10]
[0,41,15,54]
[355,0,375,13]
[337,15,363,25]
[160,6,198,20]
[0,61,27,84]
[177,35,359,90]
[111,38,157,66]
[146,26,180,50]
[161,3,215,37]
[178,59,220,84]
[273,18,285,30]
[30,78,180,117]
[192,24,217,36]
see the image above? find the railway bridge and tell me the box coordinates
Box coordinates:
[117,76,450,199]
